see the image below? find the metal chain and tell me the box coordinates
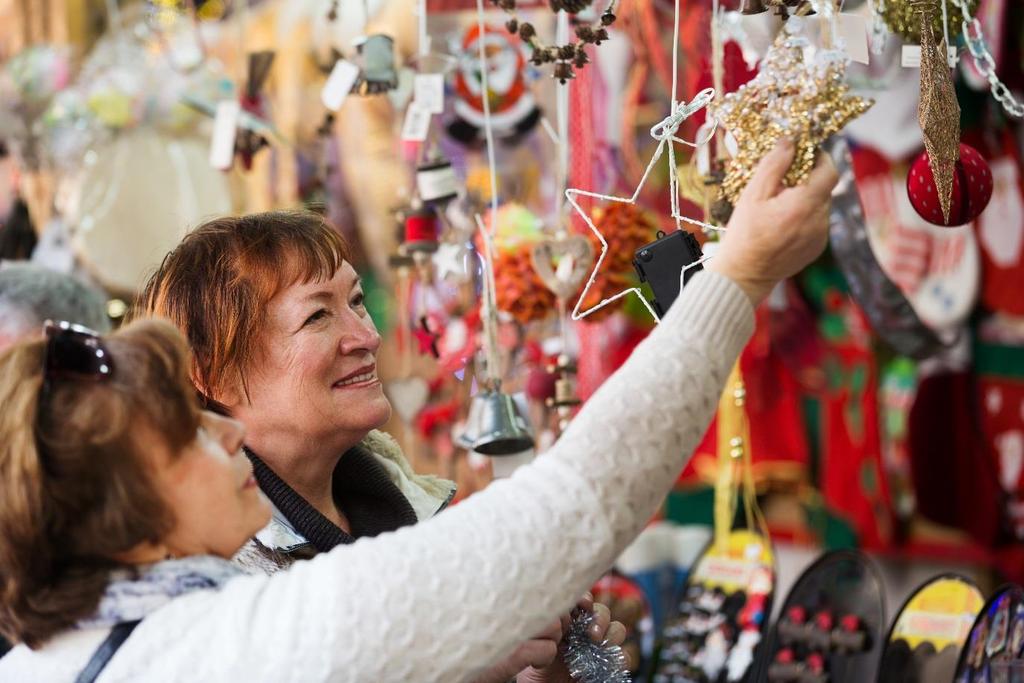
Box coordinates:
[949,0,1024,118]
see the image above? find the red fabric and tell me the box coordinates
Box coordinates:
[819,336,893,550]
[908,371,1001,547]
[679,309,810,486]
[967,129,1024,316]
[977,371,1024,542]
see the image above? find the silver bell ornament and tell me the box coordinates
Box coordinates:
[465,388,534,456]
[352,35,398,95]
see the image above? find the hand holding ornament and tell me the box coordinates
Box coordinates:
[707,139,839,306]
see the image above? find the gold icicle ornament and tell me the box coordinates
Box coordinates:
[711,27,873,207]
[917,0,961,224]
[880,0,977,43]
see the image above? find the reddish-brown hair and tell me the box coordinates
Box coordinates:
[134,211,349,407]
[0,319,201,647]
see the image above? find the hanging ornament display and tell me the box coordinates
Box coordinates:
[575,203,659,323]
[711,25,873,210]
[762,551,886,682]
[486,204,558,324]
[234,51,275,170]
[487,0,619,83]
[877,575,985,682]
[351,34,399,95]
[906,143,993,227]
[914,1,961,224]
[529,231,594,302]
[652,530,775,682]
[416,153,460,206]
[879,0,977,42]
[954,585,1024,680]
[0,45,72,170]
[447,24,541,147]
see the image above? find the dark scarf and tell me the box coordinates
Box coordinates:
[245,445,419,553]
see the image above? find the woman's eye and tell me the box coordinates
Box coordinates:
[303,309,328,326]
[351,292,366,309]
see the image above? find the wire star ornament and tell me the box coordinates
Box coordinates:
[711,25,873,206]
[567,88,719,323]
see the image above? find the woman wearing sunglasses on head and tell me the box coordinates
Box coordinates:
[0,141,836,682]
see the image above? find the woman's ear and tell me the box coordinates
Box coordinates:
[203,372,244,415]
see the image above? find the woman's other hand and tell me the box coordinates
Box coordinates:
[707,138,840,306]
[515,595,628,683]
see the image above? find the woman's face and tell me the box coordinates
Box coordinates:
[227,261,390,450]
[158,411,271,558]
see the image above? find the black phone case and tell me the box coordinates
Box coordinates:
[632,230,704,317]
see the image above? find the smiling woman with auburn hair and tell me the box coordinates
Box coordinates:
[135,210,618,681]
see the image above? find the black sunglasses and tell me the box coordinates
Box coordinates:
[41,320,114,395]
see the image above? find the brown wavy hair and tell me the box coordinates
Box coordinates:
[134,210,349,409]
[0,319,201,648]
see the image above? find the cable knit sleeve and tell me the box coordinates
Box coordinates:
[106,270,754,683]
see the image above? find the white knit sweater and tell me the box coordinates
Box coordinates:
[0,270,754,682]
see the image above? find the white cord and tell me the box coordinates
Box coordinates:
[418,0,430,58]
[555,10,570,218]
[475,0,500,220]
[474,0,503,384]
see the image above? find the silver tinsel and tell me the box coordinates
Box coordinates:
[563,609,632,683]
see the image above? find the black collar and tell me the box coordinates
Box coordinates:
[245,445,419,553]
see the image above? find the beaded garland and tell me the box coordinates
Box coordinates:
[711,28,873,206]
[487,0,619,83]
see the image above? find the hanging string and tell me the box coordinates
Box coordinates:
[939,0,952,64]
[418,0,430,57]
[475,0,500,222]
[555,12,571,219]
[711,0,725,160]
[473,0,504,387]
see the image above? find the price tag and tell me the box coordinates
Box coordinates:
[901,44,956,68]
[837,14,870,65]
[209,100,239,170]
[321,59,360,112]
[902,45,922,67]
[401,103,432,142]
[413,73,445,114]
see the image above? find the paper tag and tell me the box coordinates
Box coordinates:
[321,59,360,112]
[837,14,869,65]
[209,100,239,170]
[902,45,922,67]
[901,44,956,68]
[401,103,432,142]
[413,73,445,114]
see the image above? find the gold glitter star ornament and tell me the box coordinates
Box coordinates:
[916,1,961,223]
[711,27,873,206]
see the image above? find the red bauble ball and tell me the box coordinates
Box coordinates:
[906,143,993,227]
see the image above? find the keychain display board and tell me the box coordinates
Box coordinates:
[877,574,985,683]
[652,530,775,683]
[954,584,1024,683]
[758,550,886,683]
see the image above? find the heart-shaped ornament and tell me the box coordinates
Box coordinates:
[386,377,430,423]
[530,234,594,300]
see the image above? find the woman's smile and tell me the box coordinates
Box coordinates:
[332,364,380,390]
